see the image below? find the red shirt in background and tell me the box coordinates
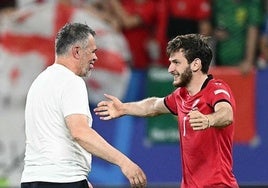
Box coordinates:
[120,0,156,69]
[168,0,211,20]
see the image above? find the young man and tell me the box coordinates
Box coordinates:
[21,23,146,188]
[94,34,239,187]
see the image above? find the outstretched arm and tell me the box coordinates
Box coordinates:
[94,94,170,120]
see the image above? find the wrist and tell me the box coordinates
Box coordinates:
[205,115,211,128]
[122,103,128,116]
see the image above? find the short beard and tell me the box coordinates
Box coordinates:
[173,66,192,88]
[79,63,91,77]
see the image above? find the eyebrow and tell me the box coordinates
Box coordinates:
[170,59,179,63]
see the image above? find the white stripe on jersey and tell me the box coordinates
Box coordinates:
[214,89,230,98]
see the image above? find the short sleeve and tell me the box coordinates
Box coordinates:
[61,77,90,117]
[208,81,235,109]
[164,90,179,115]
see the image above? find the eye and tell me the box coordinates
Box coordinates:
[173,60,180,65]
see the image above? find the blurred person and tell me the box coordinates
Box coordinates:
[105,0,161,103]
[166,0,212,39]
[94,34,239,188]
[20,23,146,188]
[155,0,213,67]
[257,17,268,69]
[212,0,264,74]
[83,0,122,31]
[56,0,122,31]
[0,0,16,26]
[257,0,268,69]
[108,0,158,70]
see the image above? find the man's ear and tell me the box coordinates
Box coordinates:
[72,46,80,59]
[191,58,201,72]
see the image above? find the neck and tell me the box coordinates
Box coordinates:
[55,56,78,75]
[187,74,208,96]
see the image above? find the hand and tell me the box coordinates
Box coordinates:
[87,181,93,188]
[120,159,147,188]
[188,110,210,130]
[239,59,254,75]
[94,94,124,120]
[214,28,229,41]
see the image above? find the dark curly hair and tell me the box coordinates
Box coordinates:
[166,34,213,74]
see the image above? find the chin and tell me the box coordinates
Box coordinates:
[172,81,179,88]
[86,71,92,77]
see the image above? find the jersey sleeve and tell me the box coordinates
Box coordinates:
[164,90,179,115]
[61,77,90,117]
[208,81,235,109]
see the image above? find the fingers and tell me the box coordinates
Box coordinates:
[103,94,122,107]
[94,101,112,120]
[93,105,108,117]
[99,115,112,121]
[96,101,108,108]
[94,112,113,120]
[190,121,206,130]
[94,106,108,114]
[104,93,117,101]
[188,111,209,130]
[123,164,147,188]
[95,93,117,109]
[189,117,207,130]
[94,94,114,114]
[130,171,147,188]
[94,105,106,112]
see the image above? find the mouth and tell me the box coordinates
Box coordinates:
[89,62,94,69]
[172,73,180,79]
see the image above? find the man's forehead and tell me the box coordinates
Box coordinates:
[170,50,185,58]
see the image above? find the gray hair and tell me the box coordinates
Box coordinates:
[55,23,96,55]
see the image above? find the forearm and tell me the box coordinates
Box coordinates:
[245,26,258,63]
[123,97,167,117]
[206,102,234,127]
[76,128,130,167]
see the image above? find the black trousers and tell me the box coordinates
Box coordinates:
[21,179,89,188]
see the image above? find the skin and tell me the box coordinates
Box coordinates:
[56,34,98,77]
[94,49,234,130]
[57,34,147,188]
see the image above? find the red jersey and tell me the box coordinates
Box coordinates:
[164,75,238,188]
[168,0,211,20]
[120,0,156,69]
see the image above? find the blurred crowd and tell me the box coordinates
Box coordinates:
[0,0,267,74]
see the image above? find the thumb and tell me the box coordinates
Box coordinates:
[104,93,118,101]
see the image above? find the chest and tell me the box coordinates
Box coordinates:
[177,94,212,115]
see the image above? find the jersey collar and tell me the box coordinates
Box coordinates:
[201,74,213,90]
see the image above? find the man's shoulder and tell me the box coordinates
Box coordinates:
[209,78,229,88]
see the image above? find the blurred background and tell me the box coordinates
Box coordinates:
[0,0,268,187]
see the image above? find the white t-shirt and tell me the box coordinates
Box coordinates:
[21,63,92,183]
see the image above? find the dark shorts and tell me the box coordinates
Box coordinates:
[21,179,89,188]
